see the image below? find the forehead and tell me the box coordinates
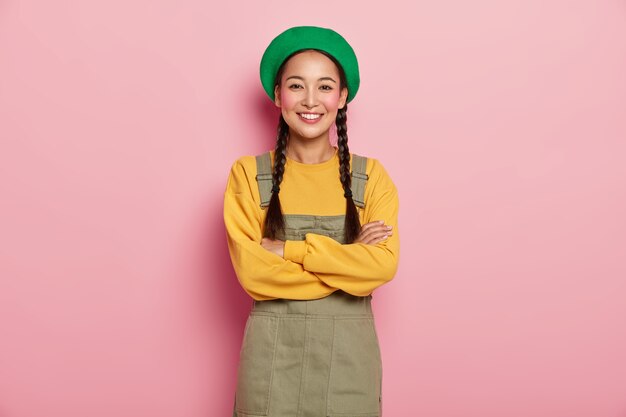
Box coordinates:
[282,50,339,78]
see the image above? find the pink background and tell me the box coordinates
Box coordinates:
[1,1,625,416]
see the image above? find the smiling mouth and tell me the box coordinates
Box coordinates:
[298,113,322,120]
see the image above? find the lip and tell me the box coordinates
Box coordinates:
[297,112,324,124]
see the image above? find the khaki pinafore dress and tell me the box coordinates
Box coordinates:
[232,152,383,417]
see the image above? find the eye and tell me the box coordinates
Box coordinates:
[289,83,303,89]
[320,85,333,91]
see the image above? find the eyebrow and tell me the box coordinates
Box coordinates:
[285,75,337,83]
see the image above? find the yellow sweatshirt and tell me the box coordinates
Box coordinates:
[223,147,400,301]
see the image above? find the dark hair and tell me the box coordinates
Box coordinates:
[262,49,361,244]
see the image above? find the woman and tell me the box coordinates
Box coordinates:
[224,25,400,417]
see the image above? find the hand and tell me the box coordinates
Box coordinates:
[261,237,285,258]
[354,220,393,245]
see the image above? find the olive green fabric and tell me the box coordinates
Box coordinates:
[350,153,368,208]
[259,26,361,103]
[232,185,383,416]
[255,152,274,208]
[254,152,368,209]
[233,293,383,416]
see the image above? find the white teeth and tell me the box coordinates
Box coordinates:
[300,113,321,120]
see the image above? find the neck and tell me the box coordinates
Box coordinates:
[285,133,336,164]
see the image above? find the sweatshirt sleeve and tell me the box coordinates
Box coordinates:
[282,157,400,296]
[223,157,338,301]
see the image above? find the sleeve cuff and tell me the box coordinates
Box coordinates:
[283,240,307,264]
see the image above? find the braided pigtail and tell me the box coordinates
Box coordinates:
[336,104,361,243]
[263,115,289,239]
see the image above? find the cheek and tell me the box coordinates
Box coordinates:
[280,90,299,109]
[320,91,341,111]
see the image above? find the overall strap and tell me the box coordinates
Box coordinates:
[254,151,369,208]
[350,153,368,208]
[255,152,273,207]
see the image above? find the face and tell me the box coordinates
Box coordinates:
[274,50,348,143]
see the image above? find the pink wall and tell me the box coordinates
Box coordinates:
[1,1,625,416]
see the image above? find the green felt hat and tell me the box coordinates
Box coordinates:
[260,26,360,103]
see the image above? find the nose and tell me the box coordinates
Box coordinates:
[302,87,318,109]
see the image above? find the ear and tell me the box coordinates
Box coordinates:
[274,85,281,108]
[338,86,348,110]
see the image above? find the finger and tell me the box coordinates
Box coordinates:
[366,233,391,245]
[360,221,392,235]
[359,220,386,232]
[358,225,391,241]
[360,229,391,245]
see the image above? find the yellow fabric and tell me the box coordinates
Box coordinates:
[223,147,400,301]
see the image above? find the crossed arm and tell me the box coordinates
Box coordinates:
[223,158,400,301]
[261,219,393,257]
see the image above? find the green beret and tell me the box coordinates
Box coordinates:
[259,26,360,103]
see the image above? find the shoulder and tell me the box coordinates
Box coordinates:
[228,150,274,176]
[228,154,257,172]
[353,153,398,197]
[225,153,267,195]
[352,153,395,183]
